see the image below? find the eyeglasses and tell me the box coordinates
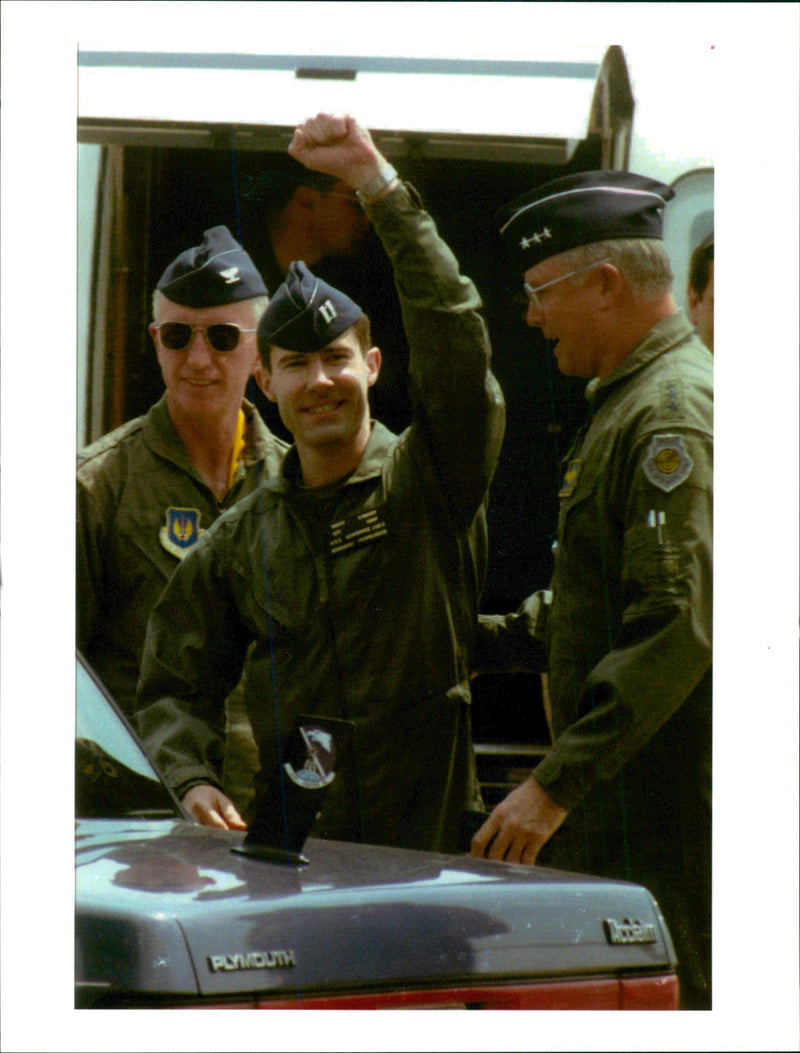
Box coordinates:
[152,321,258,353]
[523,258,612,311]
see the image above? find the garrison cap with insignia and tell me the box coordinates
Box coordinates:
[157,226,267,307]
[257,261,362,356]
[496,171,675,273]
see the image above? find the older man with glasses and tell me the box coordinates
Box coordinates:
[77,227,287,812]
[474,171,713,1009]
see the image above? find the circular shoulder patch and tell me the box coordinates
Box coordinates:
[641,434,694,492]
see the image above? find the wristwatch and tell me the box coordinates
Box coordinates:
[355,164,398,206]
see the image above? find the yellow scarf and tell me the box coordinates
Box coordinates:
[228,409,246,492]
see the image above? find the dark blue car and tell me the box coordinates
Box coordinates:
[76,656,678,1010]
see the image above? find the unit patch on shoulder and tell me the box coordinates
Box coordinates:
[159,507,206,559]
[642,435,694,492]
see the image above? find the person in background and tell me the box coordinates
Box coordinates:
[77,227,287,814]
[687,232,714,352]
[136,112,505,853]
[474,171,712,1009]
[259,166,371,293]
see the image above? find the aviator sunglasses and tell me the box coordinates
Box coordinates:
[152,321,258,353]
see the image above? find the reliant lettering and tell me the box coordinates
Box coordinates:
[603,918,658,946]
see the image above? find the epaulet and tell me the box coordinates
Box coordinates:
[77,415,146,467]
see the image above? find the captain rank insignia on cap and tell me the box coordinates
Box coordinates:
[642,435,694,492]
[159,507,206,559]
[257,261,362,356]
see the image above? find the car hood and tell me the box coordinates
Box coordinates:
[76,819,675,1002]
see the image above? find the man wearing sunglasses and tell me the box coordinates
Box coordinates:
[136,112,505,852]
[473,171,713,1008]
[77,228,288,811]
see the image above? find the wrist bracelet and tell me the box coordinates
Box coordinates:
[355,164,398,206]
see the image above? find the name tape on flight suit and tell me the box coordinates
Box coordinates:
[329,508,388,556]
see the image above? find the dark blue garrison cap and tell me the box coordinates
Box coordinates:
[257,261,362,356]
[157,226,268,307]
[496,171,675,274]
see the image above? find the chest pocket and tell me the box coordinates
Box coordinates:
[557,454,601,521]
[230,536,305,642]
[114,502,180,586]
[555,446,624,579]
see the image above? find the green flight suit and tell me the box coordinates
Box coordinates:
[136,181,506,853]
[77,397,288,808]
[480,312,713,1007]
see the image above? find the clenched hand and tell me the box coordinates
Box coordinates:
[288,113,391,195]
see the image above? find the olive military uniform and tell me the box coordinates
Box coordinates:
[480,311,712,1007]
[535,313,712,812]
[137,181,506,852]
[77,397,288,806]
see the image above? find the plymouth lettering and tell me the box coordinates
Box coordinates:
[207,950,296,973]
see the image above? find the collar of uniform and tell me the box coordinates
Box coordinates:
[591,310,696,409]
[143,393,279,473]
[240,398,287,467]
[142,394,198,473]
[265,420,398,495]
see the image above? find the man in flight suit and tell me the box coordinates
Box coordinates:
[77,228,287,811]
[136,113,505,853]
[473,172,713,1009]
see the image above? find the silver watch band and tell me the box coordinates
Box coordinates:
[355,164,398,206]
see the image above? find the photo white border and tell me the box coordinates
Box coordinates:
[1,4,798,1051]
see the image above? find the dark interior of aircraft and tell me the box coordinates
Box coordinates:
[86,139,607,766]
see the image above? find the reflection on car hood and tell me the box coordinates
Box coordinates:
[76,819,675,1001]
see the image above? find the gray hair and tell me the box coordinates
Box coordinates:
[559,238,673,299]
[151,289,270,324]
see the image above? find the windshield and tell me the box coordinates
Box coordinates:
[76,658,180,819]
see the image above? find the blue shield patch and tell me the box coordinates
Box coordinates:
[159,507,205,559]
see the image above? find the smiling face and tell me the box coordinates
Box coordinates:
[259,326,381,463]
[150,297,260,426]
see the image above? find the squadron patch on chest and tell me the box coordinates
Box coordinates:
[159,507,206,559]
[329,508,388,556]
[642,434,694,492]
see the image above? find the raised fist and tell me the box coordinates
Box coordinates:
[288,113,387,191]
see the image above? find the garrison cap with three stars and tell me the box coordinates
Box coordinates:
[157,225,268,307]
[257,261,362,356]
[496,171,675,274]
